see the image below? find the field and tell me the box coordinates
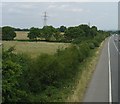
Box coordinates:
[3,31,70,57]
[3,41,70,58]
[15,31,29,40]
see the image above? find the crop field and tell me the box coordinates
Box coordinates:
[15,31,29,40]
[3,41,70,58]
[3,31,70,57]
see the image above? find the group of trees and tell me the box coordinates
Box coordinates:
[14,28,29,31]
[2,24,110,102]
[2,26,67,41]
[27,26,66,41]
[27,25,99,42]
[2,25,103,43]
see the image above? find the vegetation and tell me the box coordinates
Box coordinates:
[59,26,67,32]
[27,27,41,40]
[2,26,16,40]
[2,24,110,102]
[14,28,29,31]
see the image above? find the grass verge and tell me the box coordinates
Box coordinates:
[66,39,106,102]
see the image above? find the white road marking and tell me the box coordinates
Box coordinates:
[112,35,120,54]
[108,37,112,103]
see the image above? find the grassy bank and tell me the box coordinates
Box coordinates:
[66,39,106,102]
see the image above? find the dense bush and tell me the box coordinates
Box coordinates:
[2,48,29,102]
[2,26,16,40]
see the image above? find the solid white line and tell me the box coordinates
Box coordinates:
[108,37,112,103]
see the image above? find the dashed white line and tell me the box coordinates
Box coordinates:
[112,39,120,55]
[108,37,112,103]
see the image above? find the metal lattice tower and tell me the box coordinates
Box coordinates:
[88,21,90,27]
[43,12,48,27]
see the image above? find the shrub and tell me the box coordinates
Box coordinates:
[2,26,16,40]
[92,40,99,47]
[2,56,28,102]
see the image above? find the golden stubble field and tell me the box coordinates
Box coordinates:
[3,31,70,58]
[15,31,29,40]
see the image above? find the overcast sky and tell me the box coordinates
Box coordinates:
[2,2,118,30]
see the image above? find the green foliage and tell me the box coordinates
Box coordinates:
[2,26,16,40]
[92,40,99,47]
[26,24,109,43]
[28,27,41,40]
[42,26,58,41]
[90,26,98,37]
[88,42,95,49]
[2,25,110,102]
[53,32,64,41]
[64,26,84,42]
[59,26,66,32]
[2,49,28,102]
[78,24,91,37]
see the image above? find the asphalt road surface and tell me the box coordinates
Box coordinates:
[83,35,119,103]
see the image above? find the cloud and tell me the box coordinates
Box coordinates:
[8,8,22,14]
[20,4,35,9]
[47,4,70,10]
[59,4,69,8]
[1,0,120,2]
[48,4,57,9]
[47,3,83,13]
[68,8,83,12]
[2,2,117,30]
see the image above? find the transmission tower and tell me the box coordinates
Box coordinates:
[43,12,48,27]
[88,21,90,27]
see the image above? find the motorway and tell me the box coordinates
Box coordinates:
[83,35,119,102]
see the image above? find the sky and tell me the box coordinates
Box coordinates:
[118,2,120,30]
[1,2,118,30]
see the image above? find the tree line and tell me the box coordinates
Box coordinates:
[2,25,107,43]
[2,26,66,41]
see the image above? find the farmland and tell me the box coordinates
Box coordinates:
[3,41,70,58]
[15,31,29,40]
[3,31,70,57]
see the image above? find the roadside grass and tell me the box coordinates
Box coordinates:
[66,40,106,102]
[2,41,70,58]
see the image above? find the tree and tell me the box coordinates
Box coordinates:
[64,26,84,41]
[78,25,91,37]
[27,27,41,40]
[59,26,66,32]
[42,26,57,41]
[90,26,98,37]
[2,26,16,40]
